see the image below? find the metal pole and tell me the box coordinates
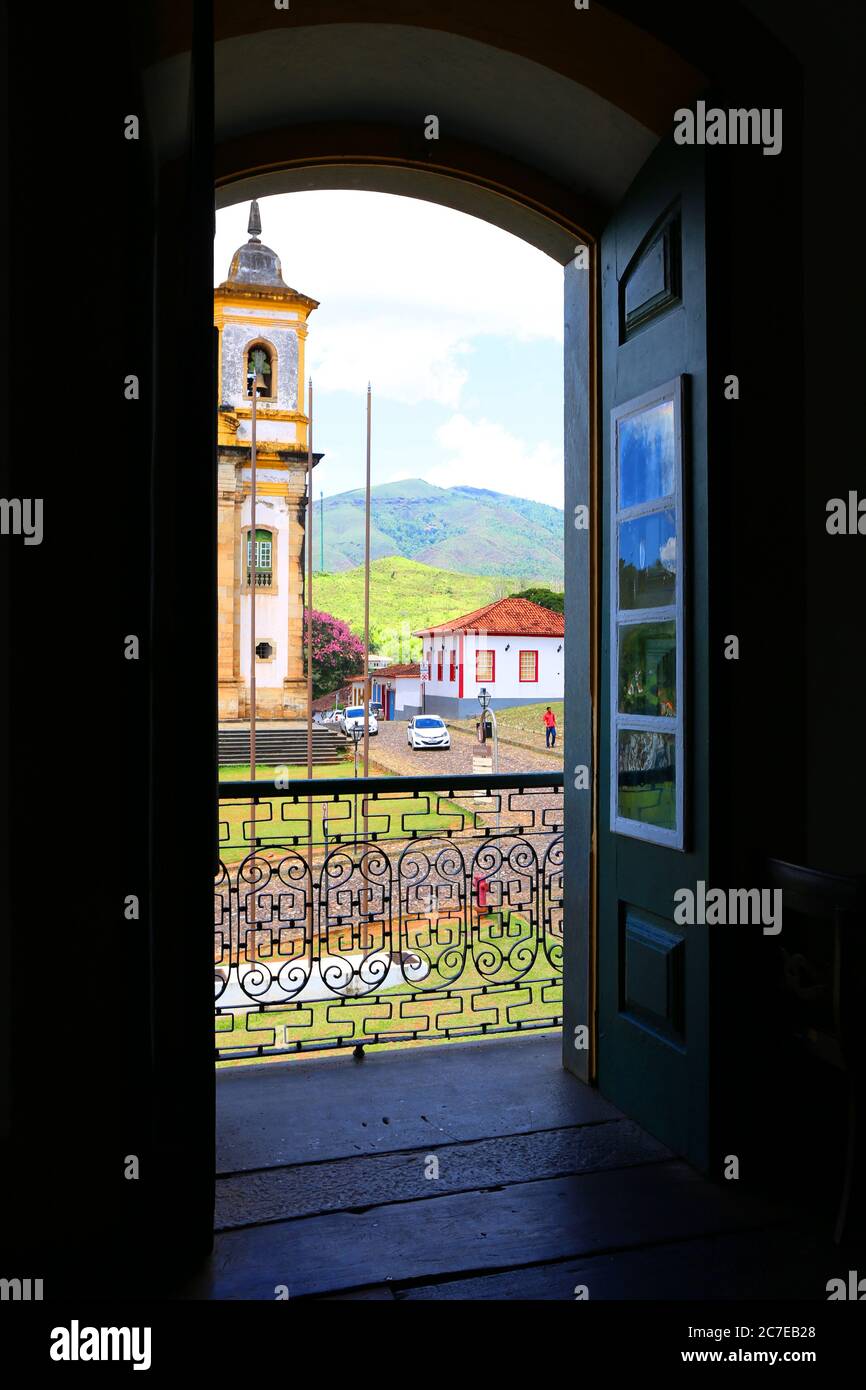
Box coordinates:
[250,374,257,777]
[319,488,324,572]
[249,364,258,964]
[306,380,314,783]
[361,385,371,913]
[363,384,371,786]
[306,379,315,938]
[490,705,500,836]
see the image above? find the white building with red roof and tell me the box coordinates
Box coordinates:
[369,662,423,721]
[414,597,564,718]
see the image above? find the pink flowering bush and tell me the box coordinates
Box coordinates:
[309,609,365,699]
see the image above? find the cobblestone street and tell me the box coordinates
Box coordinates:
[367,718,563,778]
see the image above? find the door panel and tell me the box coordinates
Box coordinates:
[598,137,711,1168]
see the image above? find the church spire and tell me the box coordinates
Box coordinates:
[247,199,262,242]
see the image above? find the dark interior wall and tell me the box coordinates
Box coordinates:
[738,0,865,874]
[1,3,154,1277]
[1,0,216,1288]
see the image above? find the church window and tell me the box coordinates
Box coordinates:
[246,528,273,587]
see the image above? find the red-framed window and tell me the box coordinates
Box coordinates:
[475,649,495,682]
[436,650,443,682]
[519,649,538,683]
[449,651,456,683]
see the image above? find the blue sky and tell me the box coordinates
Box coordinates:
[214,191,564,506]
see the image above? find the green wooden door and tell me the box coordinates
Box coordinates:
[597,136,711,1168]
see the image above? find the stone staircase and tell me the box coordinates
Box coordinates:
[218,724,345,767]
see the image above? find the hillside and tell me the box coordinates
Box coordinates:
[314,557,504,659]
[316,478,563,582]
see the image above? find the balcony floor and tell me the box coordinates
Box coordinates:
[200,1035,839,1300]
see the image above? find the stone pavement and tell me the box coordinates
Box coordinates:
[367,719,563,778]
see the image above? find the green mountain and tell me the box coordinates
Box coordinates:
[315,479,563,582]
[314,557,509,660]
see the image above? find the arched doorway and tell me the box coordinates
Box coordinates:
[137,2,803,1243]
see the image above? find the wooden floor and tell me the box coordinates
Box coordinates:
[201,1035,839,1300]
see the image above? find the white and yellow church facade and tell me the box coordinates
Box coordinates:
[215,201,321,721]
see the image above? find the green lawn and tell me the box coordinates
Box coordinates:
[219,761,354,782]
[218,762,473,863]
[448,700,563,752]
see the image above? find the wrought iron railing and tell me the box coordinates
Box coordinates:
[216,771,564,1061]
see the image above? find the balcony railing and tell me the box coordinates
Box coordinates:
[245,570,273,588]
[216,771,564,1061]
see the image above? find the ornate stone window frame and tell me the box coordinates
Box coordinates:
[244,337,278,402]
[240,522,279,595]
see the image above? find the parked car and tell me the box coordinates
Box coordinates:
[369,702,384,718]
[341,705,378,736]
[407,715,450,750]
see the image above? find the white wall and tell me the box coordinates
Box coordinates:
[420,631,563,703]
[239,492,291,683]
[395,678,421,712]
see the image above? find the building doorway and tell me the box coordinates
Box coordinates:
[213,187,575,1074]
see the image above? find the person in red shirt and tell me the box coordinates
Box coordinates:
[543,706,557,748]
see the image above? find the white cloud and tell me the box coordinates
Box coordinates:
[215,190,563,407]
[308,316,472,408]
[428,414,563,506]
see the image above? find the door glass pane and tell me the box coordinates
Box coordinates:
[618,510,676,609]
[618,622,676,716]
[618,400,675,509]
[617,729,676,829]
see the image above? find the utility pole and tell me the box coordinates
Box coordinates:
[320,488,324,572]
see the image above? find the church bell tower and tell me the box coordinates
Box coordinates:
[214,200,322,721]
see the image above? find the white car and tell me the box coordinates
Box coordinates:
[341,705,378,736]
[407,715,451,750]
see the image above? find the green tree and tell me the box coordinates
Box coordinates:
[308,610,365,699]
[509,586,564,614]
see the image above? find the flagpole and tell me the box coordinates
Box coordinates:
[306,380,315,912]
[306,379,314,784]
[363,384,371,787]
[250,381,257,781]
[361,385,372,917]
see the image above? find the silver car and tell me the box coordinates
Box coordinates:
[407,715,451,750]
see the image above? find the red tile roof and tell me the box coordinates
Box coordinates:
[374,662,421,680]
[311,673,364,711]
[414,597,564,638]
